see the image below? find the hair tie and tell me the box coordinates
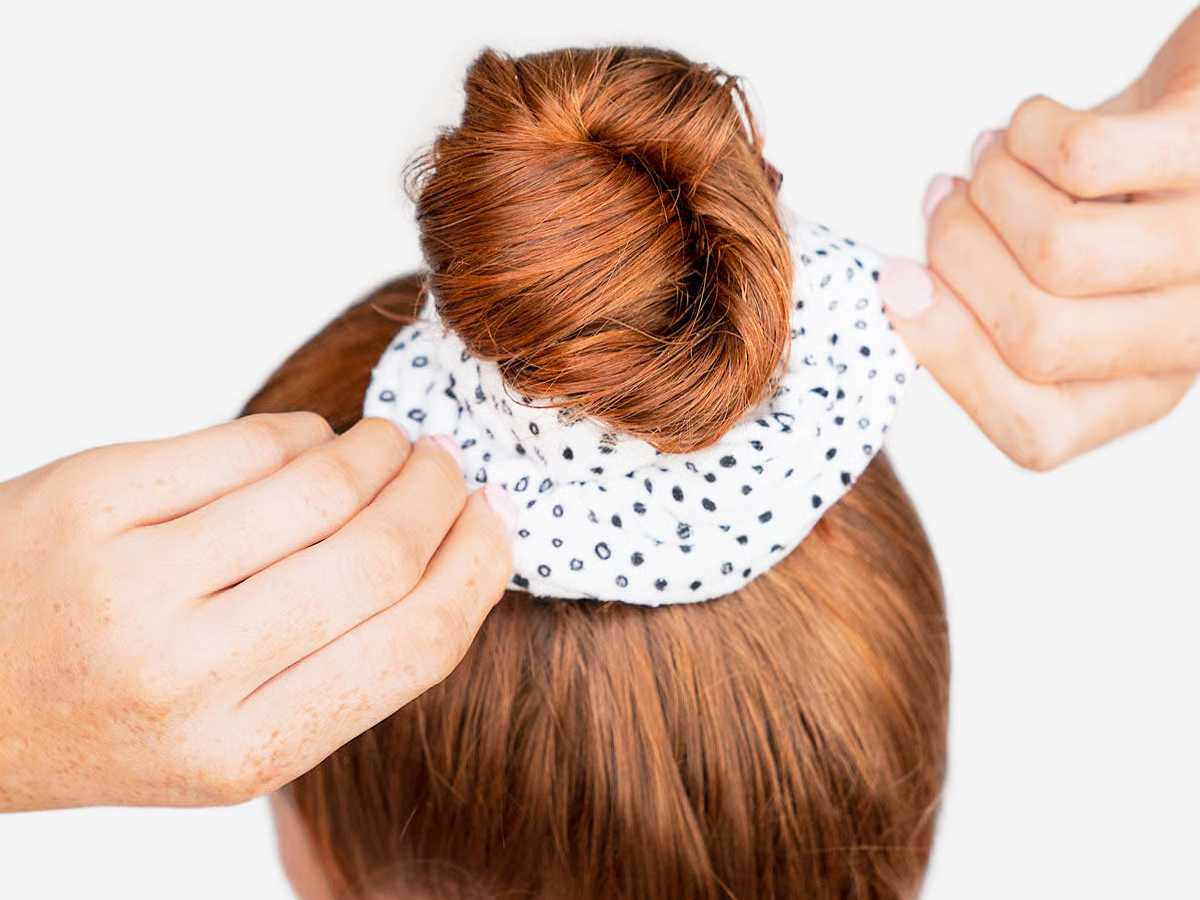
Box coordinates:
[364,217,915,605]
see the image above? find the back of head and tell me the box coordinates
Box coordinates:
[261,45,949,900]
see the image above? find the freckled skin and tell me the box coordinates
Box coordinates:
[1,293,512,811]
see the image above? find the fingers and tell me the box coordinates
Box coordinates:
[231,489,513,791]
[141,417,413,595]
[61,412,337,532]
[932,178,1200,380]
[1007,94,1200,197]
[880,258,1194,471]
[190,433,472,686]
[896,11,1200,471]
[969,138,1200,296]
[1090,78,1148,117]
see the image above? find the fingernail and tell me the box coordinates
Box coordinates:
[971,128,1003,168]
[922,173,955,221]
[428,434,464,472]
[879,259,935,321]
[481,484,518,535]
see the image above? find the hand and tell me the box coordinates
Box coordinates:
[880,7,1200,471]
[0,413,514,811]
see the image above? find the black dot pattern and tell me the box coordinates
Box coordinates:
[362,218,917,606]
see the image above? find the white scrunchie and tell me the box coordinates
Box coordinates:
[363,217,916,605]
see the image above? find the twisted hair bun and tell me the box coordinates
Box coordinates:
[410,47,793,452]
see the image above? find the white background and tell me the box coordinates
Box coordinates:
[1,2,1197,898]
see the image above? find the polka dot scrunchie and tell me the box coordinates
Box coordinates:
[363,219,916,605]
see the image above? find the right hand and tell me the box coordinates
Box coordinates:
[880,6,1200,470]
[0,412,514,811]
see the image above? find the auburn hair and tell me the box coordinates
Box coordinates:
[411,46,793,453]
[244,46,949,900]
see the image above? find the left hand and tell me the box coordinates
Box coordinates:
[880,7,1200,471]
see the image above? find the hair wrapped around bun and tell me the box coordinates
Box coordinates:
[409,47,793,453]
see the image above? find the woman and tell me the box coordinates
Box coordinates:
[249,47,949,900]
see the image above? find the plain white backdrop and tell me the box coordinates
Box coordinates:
[1,1,1197,897]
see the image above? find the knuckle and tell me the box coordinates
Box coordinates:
[1003,410,1068,473]
[237,738,295,799]
[360,415,411,461]
[1010,97,1108,197]
[995,298,1067,385]
[296,452,369,523]
[290,410,337,442]
[1016,339,1068,387]
[967,149,1006,207]
[1009,94,1044,134]
[422,603,473,679]
[1027,220,1090,297]
[106,660,196,735]
[186,749,263,806]
[1008,95,1048,159]
[1054,116,1106,197]
[235,415,302,474]
[358,519,427,598]
[1011,439,1065,473]
[45,447,125,530]
[50,445,104,487]
[174,724,299,806]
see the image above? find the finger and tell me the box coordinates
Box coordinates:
[1090,78,1145,116]
[231,489,514,792]
[141,417,413,595]
[970,138,1200,296]
[190,434,471,686]
[933,177,1200,379]
[879,258,1194,471]
[1008,93,1200,197]
[61,412,337,531]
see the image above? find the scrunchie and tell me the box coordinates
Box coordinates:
[364,217,915,605]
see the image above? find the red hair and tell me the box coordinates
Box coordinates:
[244,46,949,900]
[411,47,793,452]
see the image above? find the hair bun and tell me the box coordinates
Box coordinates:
[411,47,793,453]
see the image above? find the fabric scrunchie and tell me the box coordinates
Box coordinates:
[363,217,916,605]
